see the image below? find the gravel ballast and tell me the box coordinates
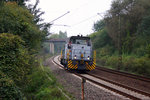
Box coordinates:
[44,57,129,100]
[90,67,150,94]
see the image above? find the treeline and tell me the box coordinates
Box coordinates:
[90,0,150,76]
[0,0,52,99]
[43,31,67,54]
[48,31,67,39]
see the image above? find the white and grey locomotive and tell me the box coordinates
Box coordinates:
[60,35,96,70]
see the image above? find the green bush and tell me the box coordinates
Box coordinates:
[105,56,119,69]
[0,71,24,100]
[0,33,30,85]
[96,55,109,66]
[24,66,67,100]
[99,48,109,57]
[146,44,150,58]
[0,2,44,50]
[91,29,112,49]
[35,88,64,100]
[121,56,150,76]
[121,55,135,71]
[132,46,146,56]
[131,57,150,76]
[97,54,150,77]
[24,68,48,93]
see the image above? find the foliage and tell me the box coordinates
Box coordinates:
[27,0,51,36]
[122,31,133,54]
[59,31,67,38]
[104,0,150,53]
[132,11,150,56]
[105,56,119,69]
[46,31,67,54]
[28,0,44,24]
[49,31,67,39]
[122,56,150,76]
[0,71,24,100]
[93,20,105,32]
[0,33,30,85]
[0,1,64,100]
[42,42,50,54]
[90,28,113,50]
[91,0,150,77]
[0,33,68,99]
[1,0,28,5]
[24,61,67,100]
[35,88,63,100]
[146,44,150,58]
[98,55,150,77]
[139,15,150,38]
[0,2,44,50]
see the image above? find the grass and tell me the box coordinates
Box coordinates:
[23,54,74,100]
[96,55,150,77]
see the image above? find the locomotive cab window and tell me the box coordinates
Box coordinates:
[76,39,86,45]
[70,37,91,46]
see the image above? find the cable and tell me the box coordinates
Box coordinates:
[50,11,70,23]
[71,14,98,27]
[52,24,70,27]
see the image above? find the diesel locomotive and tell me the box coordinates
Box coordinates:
[60,35,96,71]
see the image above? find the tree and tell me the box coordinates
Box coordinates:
[0,71,24,100]
[2,0,29,5]
[134,12,150,56]
[90,29,112,48]
[49,31,67,39]
[0,33,30,85]
[93,20,105,32]
[59,31,67,39]
[27,0,51,37]
[104,0,150,53]
[0,2,44,50]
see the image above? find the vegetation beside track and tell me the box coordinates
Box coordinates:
[24,54,70,100]
[90,0,150,77]
[0,1,70,99]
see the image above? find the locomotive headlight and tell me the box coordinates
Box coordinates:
[87,56,90,60]
[74,55,77,59]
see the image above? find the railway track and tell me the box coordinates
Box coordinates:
[96,66,150,83]
[90,66,150,94]
[53,56,150,100]
[86,72,150,100]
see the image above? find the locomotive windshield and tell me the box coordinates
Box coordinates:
[70,36,91,46]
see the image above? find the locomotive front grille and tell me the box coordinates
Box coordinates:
[72,49,91,61]
[67,60,96,70]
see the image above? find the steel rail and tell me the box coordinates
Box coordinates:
[52,56,150,100]
[86,72,150,98]
[95,66,150,83]
[76,73,141,100]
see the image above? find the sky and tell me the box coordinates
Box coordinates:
[26,0,113,37]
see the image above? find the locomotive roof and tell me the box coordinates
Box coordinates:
[69,35,90,40]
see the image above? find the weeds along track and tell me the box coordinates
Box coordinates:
[53,56,150,100]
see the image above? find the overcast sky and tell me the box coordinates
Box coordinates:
[26,0,113,37]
